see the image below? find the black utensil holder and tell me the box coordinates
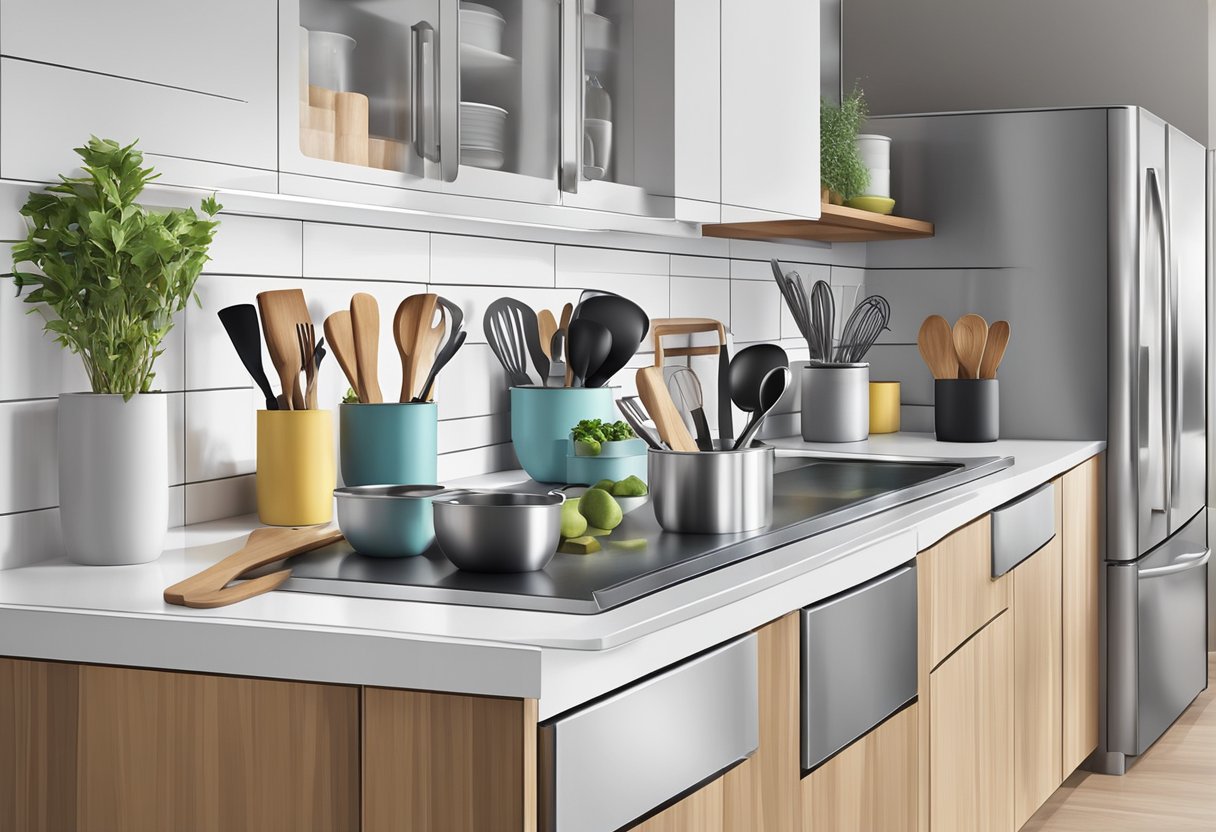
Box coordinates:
[935,379,999,442]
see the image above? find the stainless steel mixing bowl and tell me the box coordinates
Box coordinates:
[432,491,564,572]
[333,484,447,557]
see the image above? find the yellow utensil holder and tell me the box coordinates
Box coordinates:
[869,382,901,434]
[257,410,336,526]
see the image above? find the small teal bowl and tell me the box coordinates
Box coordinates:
[334,484,445,558]
[340,402,437,487]
[510,386,617,483]
[566,437,648,486]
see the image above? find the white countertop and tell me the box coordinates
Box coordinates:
[0,433,1103,718]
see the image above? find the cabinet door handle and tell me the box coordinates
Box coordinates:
[437,0,460,182]
[412,22,438,163]
[559,0,584,193]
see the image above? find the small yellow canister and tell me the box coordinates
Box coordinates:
[256,409,336,526]
[869,381,901,434]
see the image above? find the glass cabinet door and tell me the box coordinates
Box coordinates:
[286,0,560,203]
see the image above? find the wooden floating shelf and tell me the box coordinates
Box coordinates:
[703,203,935,243]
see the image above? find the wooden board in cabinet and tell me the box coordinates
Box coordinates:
[0,657,360,832]
[801,704,917,832]
[1012,482,1063,827]
[633,778,725,832]
[928,612,1014,832]
[1062,455,1102,772]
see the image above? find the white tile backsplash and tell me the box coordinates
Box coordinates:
[0,191,859,568]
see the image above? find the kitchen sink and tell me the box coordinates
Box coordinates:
[282,451,1013,613]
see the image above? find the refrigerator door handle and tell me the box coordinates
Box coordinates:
[1147,168,1173,518]
[1139,548,1209,579]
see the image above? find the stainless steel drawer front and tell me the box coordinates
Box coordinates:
[539,634,759,832]
[991,481,1056,577]
[801,564,918,771]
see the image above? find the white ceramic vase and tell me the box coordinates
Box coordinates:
[58,392,168,565]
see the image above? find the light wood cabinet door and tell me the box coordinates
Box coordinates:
[1062,455,1102,772]
[634,777,725,832]
[0,657,360,832]
[1012,485,1063,827]
[929,612,1014,832]
[801,704,917,832]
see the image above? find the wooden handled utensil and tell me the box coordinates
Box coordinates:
[952,314,989,379]
[979,320,1011,379]
[296,322,318,410]
[350,292,383,403]
[538,309,558,360]
[324,311,360,399]
[256,289,311,410]
[636,366,699,452]
[917,315,959,380]
[560,302,574,387]
[394,293,444,402]
[650,317,732,443]
[164,526,344,609]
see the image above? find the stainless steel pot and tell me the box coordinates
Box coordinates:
[648,442,774,534]
[433,491,564,572]
[334,484,447,558]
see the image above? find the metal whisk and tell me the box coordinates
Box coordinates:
[834,294,891,364]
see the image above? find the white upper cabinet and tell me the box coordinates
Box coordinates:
[0,0,278,191]
[720,0,820,221]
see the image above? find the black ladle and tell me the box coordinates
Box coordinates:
[567,318,613,388]
[728,343,789,447]
[734,366,791,450]
[576,293,649,388]
[218,304,279,410]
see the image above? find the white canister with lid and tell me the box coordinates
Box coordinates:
[856,134,891,169]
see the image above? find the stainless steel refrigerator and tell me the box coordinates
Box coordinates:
[864,106,1209,774]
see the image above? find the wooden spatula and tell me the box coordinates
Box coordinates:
[324,311,360,399]
[953,314,989,379]
[350,292,383,403]
[393,293,444,402]
[560,302,574,387]
[538,309,558,359]
[256,289,311,410]
[164,526,344,609]
[979,320,1011,379]
[636,366,699,452]
[917,315,958,380]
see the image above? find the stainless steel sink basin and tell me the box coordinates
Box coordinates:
[283,450,1013,613]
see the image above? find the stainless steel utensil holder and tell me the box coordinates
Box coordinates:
[648,442,774,534]
[800,362,870,443]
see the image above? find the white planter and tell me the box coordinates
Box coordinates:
[58,393,168,565]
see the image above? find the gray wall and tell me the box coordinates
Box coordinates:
[844,0,1210,143]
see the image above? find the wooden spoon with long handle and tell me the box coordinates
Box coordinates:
[394,293,444,402]
[164,526,344,609]
[350,292,383,403]
[952,314,989,379]
[560,302,574,387]
[917,315,959,380]
[324,311,360,399]
[979,320,1011,379]
[256,289,311,410]
[538,309,558,359]
[636,366,699,452]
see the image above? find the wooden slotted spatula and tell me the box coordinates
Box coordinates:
[917,315,958,380]
[324,311,360,399]
[350,292,383,403]
[636,366,699,452]
[952,314,989,380]
[394,293,444,402]
[164,526,344,609]
[979,320,1011,379]
[256,289,311,410]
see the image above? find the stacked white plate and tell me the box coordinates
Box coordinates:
[460,2,506,55]
[461,101,508,170]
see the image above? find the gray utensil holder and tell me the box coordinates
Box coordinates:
[934,379,999,442]
[801,363,870,443]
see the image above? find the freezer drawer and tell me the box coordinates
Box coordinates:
[801,563,918,771]
[991,481,1056,577]
[538,634,758,832]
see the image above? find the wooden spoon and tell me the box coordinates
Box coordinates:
[979,320,1011,379]
[953,314,989,379]
[636,366,699,452]
[164,526,343,609]
[560,302,574,387]
[538,309,558,359]
[350,292,383,403]
[917,315,958,380]
[324,311,360,399]
[256,289,311,410]
[393,293,444,402]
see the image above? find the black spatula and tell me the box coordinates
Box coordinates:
[218,304,279,410]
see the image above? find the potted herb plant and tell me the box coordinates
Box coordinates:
[10,137,220,565]
[820,87,870,204]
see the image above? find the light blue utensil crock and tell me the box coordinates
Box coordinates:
[510,386,617,483]
[340,402,438,487]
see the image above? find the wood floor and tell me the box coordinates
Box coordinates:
[1023,655,1215,831]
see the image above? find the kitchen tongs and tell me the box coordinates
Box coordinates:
[163,526,343,609]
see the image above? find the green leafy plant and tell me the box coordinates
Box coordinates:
[571,418,635,456]
[342,387,360,404]
[820,88,870,201]
[9,137,221,400]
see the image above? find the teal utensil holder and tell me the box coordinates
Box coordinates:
[566,437,648,486]
[510,386,617,483]
[340,402,438,486]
